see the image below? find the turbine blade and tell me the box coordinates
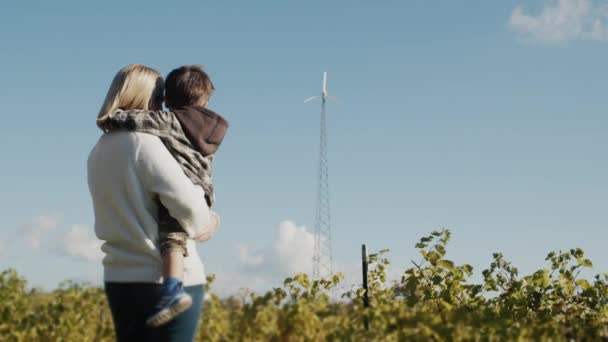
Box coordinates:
[326,95,341,104]
[304,96,320,103]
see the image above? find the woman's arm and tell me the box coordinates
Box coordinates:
[135,133,211,238]
[193,211,220,242]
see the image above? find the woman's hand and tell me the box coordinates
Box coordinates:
[193,211,220,242]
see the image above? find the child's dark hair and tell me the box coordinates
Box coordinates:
[164,65,215,108]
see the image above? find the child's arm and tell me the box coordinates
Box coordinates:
[100,109,175,134]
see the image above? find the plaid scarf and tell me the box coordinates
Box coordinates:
[100,109,216,207]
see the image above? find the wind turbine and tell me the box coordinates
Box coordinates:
[305,72,334,279]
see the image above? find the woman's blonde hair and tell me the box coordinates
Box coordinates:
[97,64,164,130]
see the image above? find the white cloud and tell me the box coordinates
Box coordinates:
[509,0,608,43]
[237,244,264,267]
[272,221,315,275]
[20,214,59,248]
[61,225,103,262]
[209,220,399,297]
[240,220,314,276]
[211,220,315,295]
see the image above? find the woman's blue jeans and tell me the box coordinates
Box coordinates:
[105,282,204,342]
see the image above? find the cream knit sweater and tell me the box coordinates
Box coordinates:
[87,131,213,285]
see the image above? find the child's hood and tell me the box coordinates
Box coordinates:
[172,105,229,157]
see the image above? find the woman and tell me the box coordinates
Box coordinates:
[88,64,213,341]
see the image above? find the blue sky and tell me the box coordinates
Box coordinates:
[1,0,607,294]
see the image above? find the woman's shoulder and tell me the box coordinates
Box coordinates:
[89,131,164,162]
[131,132,184,175]
[132,131,168,151]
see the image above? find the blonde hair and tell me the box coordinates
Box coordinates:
[97,64,164,130]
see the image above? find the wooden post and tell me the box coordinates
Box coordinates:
[362,244,370,331]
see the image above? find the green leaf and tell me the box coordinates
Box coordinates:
[426,251,441,265]
[576,279,591,290]
[532,270,550,288]
[437,260,455,271]
[294,274,311,289]
[579,259,593,268]
[461,264,474,276]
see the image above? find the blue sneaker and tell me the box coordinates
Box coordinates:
[146,281,193,327]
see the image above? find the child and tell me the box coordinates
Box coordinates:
[100,65,229,327]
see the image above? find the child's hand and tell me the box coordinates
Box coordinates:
[194,211,220,242]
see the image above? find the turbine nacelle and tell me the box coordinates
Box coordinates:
[304,71,337,103]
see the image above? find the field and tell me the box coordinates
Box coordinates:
[1,230,607,341]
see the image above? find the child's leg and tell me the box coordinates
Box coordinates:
[157,199,189,279]
[159,231,189,281]
[163,250,184,280]
[147,203,192,327]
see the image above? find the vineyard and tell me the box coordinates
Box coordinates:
[1,230,607,341]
